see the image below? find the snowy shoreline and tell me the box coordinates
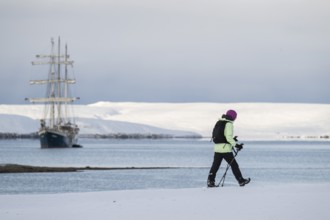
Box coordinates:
[1,183,329,220]
[0,102,330,140]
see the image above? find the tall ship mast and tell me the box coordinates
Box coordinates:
[26,37,80,148]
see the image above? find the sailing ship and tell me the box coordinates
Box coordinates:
[26,37,81,148]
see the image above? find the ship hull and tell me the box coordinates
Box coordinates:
[39,130,78,148]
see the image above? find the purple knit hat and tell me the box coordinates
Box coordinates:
[226,109,237,121]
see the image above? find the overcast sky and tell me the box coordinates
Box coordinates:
[0,0,329,104]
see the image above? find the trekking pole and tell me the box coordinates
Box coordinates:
[216,148,239,187]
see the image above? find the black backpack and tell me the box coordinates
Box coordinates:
[212,120,228,143]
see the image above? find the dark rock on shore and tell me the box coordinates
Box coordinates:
[0,164,78,173]
[0,164,181,173]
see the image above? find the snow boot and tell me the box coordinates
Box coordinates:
[207,180,216,187]
[239,178,251,187]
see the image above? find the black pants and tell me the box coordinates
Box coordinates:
[208,152,243,182]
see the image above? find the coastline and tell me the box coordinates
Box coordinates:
[0,164,184,173]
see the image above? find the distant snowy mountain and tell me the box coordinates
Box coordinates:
[0,102,329,140]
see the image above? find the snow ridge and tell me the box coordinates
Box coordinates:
[0,102,329,140]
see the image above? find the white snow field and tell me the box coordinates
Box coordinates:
[0,184,329,220]
[0,102,329,140]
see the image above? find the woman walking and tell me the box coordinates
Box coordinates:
[207,109,250,187]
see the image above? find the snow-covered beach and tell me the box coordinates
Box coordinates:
[1,184,329,220]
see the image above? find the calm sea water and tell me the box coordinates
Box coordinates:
[0,139,329,194]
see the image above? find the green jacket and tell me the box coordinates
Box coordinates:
[214,118,236,153]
